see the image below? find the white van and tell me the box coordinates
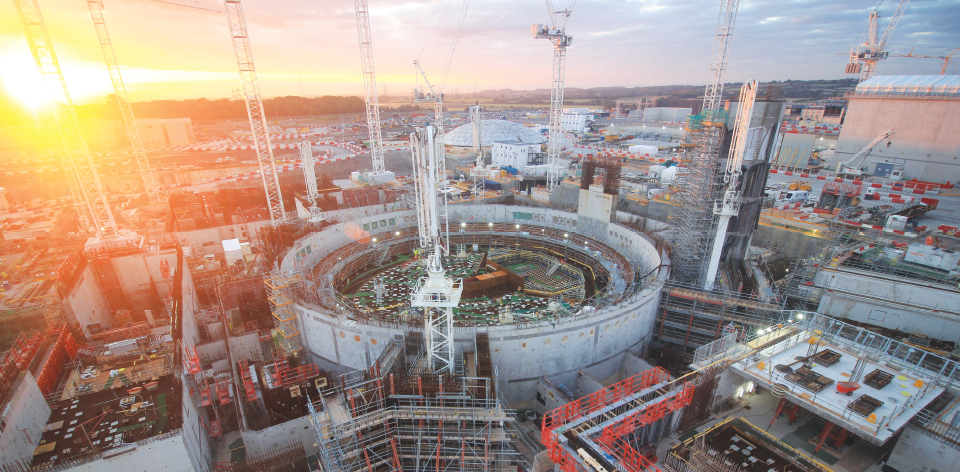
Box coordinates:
[779,190,809,203]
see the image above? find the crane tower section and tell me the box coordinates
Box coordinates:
[668,0,741,286]
[15,0,118,239]
[532,0,574,192]
[87,0,161,205]
[703,0,739,112]
[223,0,285,226]
[354,0,387,176]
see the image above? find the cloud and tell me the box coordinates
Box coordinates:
[0,0,956,102]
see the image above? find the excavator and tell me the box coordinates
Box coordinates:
[788,180,811,191]
[836,129,895,177]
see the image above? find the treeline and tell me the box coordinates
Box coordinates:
[73,95,368,122]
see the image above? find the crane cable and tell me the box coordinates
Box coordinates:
[439,0,471,93]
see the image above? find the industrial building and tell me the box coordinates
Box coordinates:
[832,75,960,181]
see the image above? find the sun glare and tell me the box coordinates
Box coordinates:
[0,49,112,111]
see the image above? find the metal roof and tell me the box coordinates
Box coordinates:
[855,75,960,97]
[441,120,546,147]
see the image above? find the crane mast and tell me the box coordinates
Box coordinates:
[703,80,757,290]
[15,0,118,240]
[532,0,575,191]
[703,0,739,112]
[354,0,386,175]
[846,0,910,82]
[409,126,461,373]
[86,0,161,205]
[223,0,285,226]
[668,0,741,286]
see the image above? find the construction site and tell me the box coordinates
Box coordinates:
[0,0,959,472]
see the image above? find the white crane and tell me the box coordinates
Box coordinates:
[846,0,910,82]
[532,0,575,191]
[223,0,285,226]
[354,0,388,177]
[703,0,739,112]
[704,80,758,290]
[86,0,163,205]
[409,125,462,374]
[15,0,118,240]
[836,129,895,176]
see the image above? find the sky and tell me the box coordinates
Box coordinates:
[0,0,958,110]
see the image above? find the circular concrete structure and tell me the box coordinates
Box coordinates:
[441,120,546,147]
[281,204,667,406]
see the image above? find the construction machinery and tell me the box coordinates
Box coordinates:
[86,0,162,204]
[895,47,960,75]
[223,0,285,226]
[704,79,758,291]
[788,180,812,191]
[409,125,462,373]
[15,0,118,240]
[845,0,910,82]
[532,0,575,191]
[836,129,895,177]
[353,0,389,181]
[468,105,487,204]
[668,0,741,286]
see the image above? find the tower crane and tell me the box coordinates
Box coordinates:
[413,60,445,129]
[14,0,118,240]
[895,47,960,75]
[703,80,757,291]
[409,125,462,374]
[845,0,910,82]
[703,0,739,112]
[836,129,895,177]
[86,0,161,204]
[223,0,285,225]
[354,0,388,178]
[532,0,575,192]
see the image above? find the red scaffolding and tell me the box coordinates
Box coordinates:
[238,360,257,402]
[215,376,232,405]
[184,346,201,374]
[36,327,76,396]
[101,322,150,344]
[270,359,320,389]
[7,331,45,371]
[198,378,212,406]
[541,367,682,472]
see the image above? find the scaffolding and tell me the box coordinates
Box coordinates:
[667,109,728,286]
[307,339,522,472]
[656,281,784,362]
[541,367,694,472]
[266,272,304,356]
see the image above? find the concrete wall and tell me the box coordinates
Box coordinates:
[284,204,667,408]
[59,434,197,472]
[885,424,960,472]
[111,250,177,301]
[240,415,316,461]
[0,372,51,467]
[227,333,263,363]
[618,351,655,381]
[574,370,607,399]
[834,96,960,182]
[63,266,114,335]
[816,267,960,340]
[533,379,572,415]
